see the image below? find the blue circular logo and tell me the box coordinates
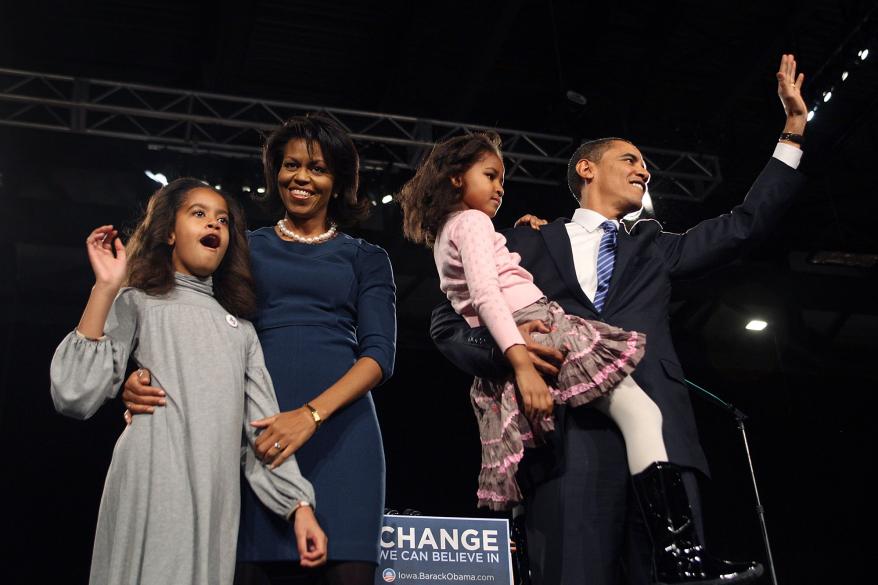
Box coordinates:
[382,568,397,582]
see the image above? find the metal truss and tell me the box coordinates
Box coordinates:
[0,68,721,199]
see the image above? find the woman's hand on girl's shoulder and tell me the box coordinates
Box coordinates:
[513,214,548,230]
[86,225,127,291]
[251,408,318,469]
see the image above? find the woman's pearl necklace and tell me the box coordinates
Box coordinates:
[276,218,338,244]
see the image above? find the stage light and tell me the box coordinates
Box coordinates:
[242,186,251,193]
[745,320,768,331]
[381,194,394,204]
[808,43,871,120]
[145,170,168,186]
[257,187,266,194]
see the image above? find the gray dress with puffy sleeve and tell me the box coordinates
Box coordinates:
[50,273,314,585]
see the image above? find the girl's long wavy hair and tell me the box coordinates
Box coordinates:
[398,131,501,247]
[125,178,257,317]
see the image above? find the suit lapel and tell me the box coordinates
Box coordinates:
[540,219,597,312]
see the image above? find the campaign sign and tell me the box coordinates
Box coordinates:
[376,515,513,584]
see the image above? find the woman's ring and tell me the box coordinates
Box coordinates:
[274,441,282,450]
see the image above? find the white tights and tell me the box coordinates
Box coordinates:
[592,376,668,474]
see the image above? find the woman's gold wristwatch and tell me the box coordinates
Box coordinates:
[304,402,322,429]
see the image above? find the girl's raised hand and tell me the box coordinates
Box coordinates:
[86,225,127,291]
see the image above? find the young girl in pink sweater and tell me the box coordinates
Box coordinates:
[399,132,666,511]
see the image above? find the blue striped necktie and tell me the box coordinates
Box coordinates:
[593,220,618,312]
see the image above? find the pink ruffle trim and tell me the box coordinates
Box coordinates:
[477,489,513,503]
[480,450,524,473]
[555,331,642,402]
[481,409,519,445]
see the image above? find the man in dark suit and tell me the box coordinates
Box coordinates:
[430,55,808,584]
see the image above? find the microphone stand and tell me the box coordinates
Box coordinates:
[684,378,779,585]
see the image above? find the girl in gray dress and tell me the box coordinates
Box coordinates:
[50,178,327,585]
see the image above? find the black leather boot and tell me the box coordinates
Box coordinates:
[632,462,763,585]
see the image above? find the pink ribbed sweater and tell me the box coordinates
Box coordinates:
[434,209,544,353]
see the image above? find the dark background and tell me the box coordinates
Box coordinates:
[1,1,876,583]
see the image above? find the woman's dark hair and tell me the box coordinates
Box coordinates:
[257,113,369,228]
[125,177,257,317]
[398,131,501,247]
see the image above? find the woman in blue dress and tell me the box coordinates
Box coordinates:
[124,114,396,585]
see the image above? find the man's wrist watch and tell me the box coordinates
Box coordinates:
[779,132,804,145]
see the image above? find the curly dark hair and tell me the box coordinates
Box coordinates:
[398,131,502,247]
[125,177,257,317]
[256,113,370,228]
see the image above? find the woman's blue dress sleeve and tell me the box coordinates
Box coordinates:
[354,244,397,384]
